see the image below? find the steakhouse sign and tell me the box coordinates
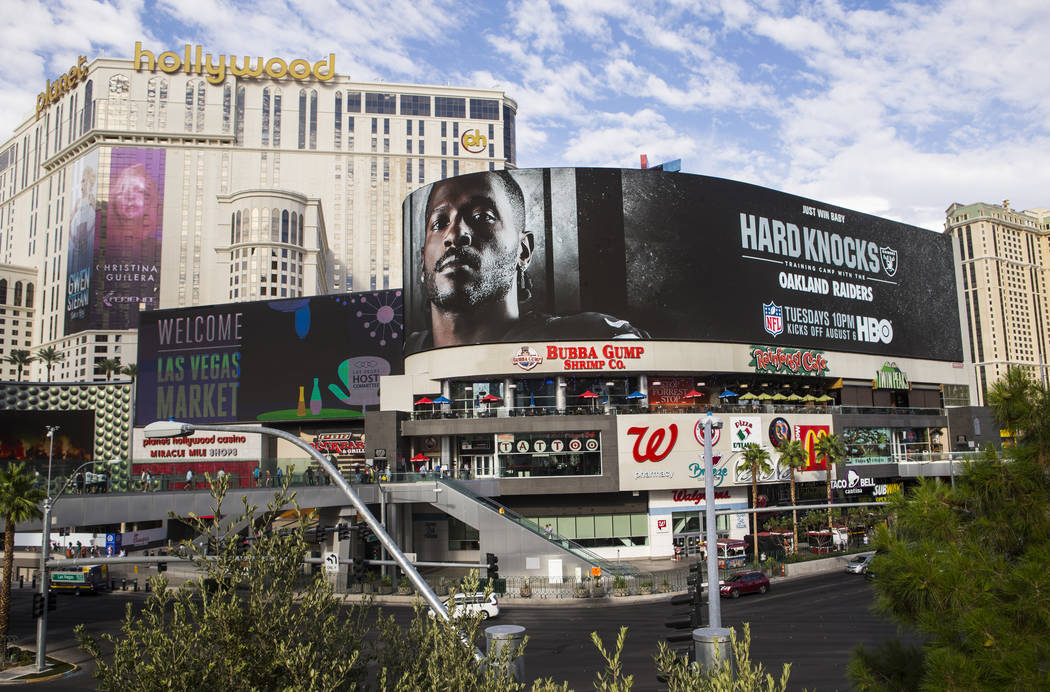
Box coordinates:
[617,412,834,491]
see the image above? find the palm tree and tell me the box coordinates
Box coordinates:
[776,439,808,554]
[5,349,35,382]
[814,433,847,531]
[0,462,45,664]
[120,362,138,383]
[740,443,773,564]
[96,358,123,381]
[35,346,66,382]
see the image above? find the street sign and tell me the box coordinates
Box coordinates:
[323,552,339,573]
[51,573,83,582]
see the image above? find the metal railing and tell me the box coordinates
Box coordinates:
[410,402,947,421]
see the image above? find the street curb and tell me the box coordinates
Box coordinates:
[0,659,79,685]
[335,573,809,609]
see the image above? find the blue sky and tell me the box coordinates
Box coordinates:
[4,0,1049,230]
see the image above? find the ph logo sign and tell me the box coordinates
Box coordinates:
[461,129,487,153]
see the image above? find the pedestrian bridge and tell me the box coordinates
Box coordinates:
[18,474,633,577]
[19,475,495,529]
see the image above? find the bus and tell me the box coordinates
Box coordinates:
[49,565,108,594]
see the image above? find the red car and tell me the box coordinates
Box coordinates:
[719,571,770,598]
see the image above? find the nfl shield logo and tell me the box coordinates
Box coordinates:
[763,302,783,337]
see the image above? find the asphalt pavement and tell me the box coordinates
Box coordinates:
[6,571,907,691]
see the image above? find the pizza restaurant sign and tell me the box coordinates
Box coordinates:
[749,346,829,376]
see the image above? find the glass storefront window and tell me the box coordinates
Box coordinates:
[531,513,647,547]
[843,427,892,461]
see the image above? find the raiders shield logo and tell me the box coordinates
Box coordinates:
[879,246,898,277]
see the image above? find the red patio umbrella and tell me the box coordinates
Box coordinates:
[414,396,434,405]
[410,453,429,462]
[578,390,599,398]
[479,394,502,403]
[683,390,704,399]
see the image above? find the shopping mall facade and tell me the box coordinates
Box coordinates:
[367,167,994,564]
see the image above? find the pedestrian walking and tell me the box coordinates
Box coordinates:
[145,470,153,492]
[185,468,194,490]
[253,466,261,487]
[276,466,284,486]
[265,469,272,487]
[544,523,553,539]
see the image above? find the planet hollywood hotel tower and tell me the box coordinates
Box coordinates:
[0,42,516,381]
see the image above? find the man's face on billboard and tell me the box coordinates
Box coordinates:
[422,174,526,311]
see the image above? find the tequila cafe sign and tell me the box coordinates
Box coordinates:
[875,362,910,389]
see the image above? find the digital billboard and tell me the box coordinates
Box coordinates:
[0,410,95,463]
[136,291,404,425]
[402,169,962,361]
[65,147,165,333]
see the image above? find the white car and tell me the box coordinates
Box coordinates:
[846,553,874,574]
[430,592,499,620]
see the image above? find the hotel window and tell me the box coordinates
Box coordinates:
[235,86,245,143]
[309,90,318,149]
[418,158,424,183]
[503,105,516,164]
[333,91,342,149]
[434,97,465,118]
[222,84,232,133]
[346,92,361,112]
[400,94,431,116]
[365,92,396,114]
[262,88,271,145]
[406,120,412,136]
[469,98,500,120]
[273,89,282,146]
[406,160,413,182]
[298,89,307,149]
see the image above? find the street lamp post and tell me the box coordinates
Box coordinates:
[43,426,58,497]
[142,421,452,625]
[36,458,120,672]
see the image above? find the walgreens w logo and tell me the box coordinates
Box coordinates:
[627,425,678,462]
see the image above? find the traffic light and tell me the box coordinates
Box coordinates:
[486,552,499,580]
[353,558,368,580]
[666,562,704,643]
[32,593,44,619]
[359,524,377,544]
[337,523,351,541]
[687,562,705,628]
[47,593,56,611]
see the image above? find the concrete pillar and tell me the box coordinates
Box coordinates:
[693,627,733,676]
[638,375,648,399]
[503,378,514,411]
[485,625,526,682]
[555,377,566,412]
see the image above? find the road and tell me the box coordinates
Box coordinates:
[9,572,905,691]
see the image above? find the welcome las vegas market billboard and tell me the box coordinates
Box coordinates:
[136,291,404,425]
[401,168,962,361]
